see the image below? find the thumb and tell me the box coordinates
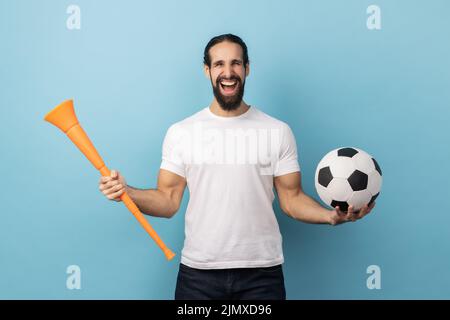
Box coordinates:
[111,170,117,179]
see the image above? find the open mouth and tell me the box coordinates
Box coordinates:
[219,79,238,95]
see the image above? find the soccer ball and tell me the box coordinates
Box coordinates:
[315,147,382,213]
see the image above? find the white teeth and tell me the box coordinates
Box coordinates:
[221,80,236,86]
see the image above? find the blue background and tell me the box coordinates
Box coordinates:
[1,0,449,299]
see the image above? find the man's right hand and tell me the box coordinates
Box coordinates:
[99,170,127,202]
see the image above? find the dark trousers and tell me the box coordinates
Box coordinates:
[175,263,286,300]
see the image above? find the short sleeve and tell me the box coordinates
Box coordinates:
[160,124,186,178]
[273,123,300,177]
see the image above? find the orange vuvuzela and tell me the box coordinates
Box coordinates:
[44,99,175,261]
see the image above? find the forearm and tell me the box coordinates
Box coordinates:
[284,192,332,224]
[126,185,177,218]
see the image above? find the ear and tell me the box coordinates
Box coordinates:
[204,64,211,79]
[245,63,250,77]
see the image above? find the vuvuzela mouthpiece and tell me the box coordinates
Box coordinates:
[164,248,176,261]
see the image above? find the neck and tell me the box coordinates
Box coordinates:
[209,99,250,118]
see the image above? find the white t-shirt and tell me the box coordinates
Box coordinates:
[160,106,300,269]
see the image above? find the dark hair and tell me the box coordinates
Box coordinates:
[203,34,249,68]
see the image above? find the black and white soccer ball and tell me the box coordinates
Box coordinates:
[315,147,382,213]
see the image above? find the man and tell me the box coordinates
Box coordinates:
[98,34,375,300]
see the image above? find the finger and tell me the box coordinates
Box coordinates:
[330,207,343,225]
[354,207,366,219]
[99,179,117,191]
[111,170,118,179]
[100,176,111,183]
[335,206,344,216]
[104,179,120,189]
[345,206,354,220]
[104,186,124,198]
[103,183,123,195]
[346,207,358,222]
[348,205,354,214]
[358,205,370,219]
[99,177,111,190]
[107,188,125,200]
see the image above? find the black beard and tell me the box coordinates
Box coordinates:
[211,74,245,111]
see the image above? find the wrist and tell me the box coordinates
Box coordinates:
[125,184,133,196]
[324,209,335,225]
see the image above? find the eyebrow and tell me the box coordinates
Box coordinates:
[212,59,243,66]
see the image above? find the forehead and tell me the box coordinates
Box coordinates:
[209,41,244,62]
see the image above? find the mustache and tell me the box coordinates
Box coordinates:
[216,75,242,85]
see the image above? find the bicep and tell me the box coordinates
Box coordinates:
[274,171,303,203]
[157,169,187,207]
[274,172,304,215]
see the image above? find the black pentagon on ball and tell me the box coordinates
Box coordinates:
[337,147,358,158]
[331,200,349,212]
[372,158,382,176]
[348,170,368,191]
[318,166,333,187]
[368,192,380,206]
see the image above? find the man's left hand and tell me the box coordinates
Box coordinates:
[329,201,376,226]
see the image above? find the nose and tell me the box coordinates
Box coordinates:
[223,64,233,78]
